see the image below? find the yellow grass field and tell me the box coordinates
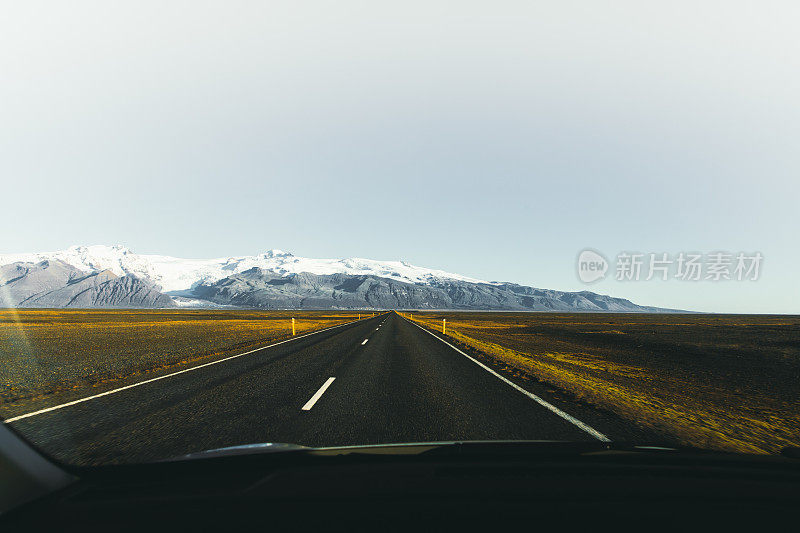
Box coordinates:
[406,312,800,454]
[0,309,365,419]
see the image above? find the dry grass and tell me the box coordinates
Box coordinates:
[0,308,365,418]
[406,312,800,454]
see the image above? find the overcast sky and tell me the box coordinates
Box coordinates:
[2,1,798,313]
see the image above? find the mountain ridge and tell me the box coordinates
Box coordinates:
[0,245,677,312]
[0,245,488,294]
[0,259,175,308]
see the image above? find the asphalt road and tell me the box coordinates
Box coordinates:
[9,312,660,465]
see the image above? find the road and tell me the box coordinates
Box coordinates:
[9,312,659,465]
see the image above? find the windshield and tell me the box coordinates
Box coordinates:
[1,2,798,466]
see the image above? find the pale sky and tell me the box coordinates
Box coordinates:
[2,1,798,313]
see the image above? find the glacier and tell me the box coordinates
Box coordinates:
[0,245,488,294]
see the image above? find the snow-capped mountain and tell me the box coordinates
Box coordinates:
[0,245,488,294]
[0,245,676,312]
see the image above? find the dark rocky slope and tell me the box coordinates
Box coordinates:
[193,268,670,311]
[0,260,175,308]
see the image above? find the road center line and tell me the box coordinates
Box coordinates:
[301,377,336,411]
[404,317,611,442]
[4,317,366,424]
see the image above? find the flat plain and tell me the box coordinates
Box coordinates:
[3,309,798,456]
[409,312,800,454]
[0,309,360,419]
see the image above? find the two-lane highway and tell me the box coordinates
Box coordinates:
[8,312,657,465]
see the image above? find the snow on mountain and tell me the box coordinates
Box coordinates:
[0,245,488,293]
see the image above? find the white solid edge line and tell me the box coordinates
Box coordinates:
[301,377,336,411]
[361,338,369,345]
[4,317,368,424]
[404,318,611,442]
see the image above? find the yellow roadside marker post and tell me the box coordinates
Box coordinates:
[443,319,446,334]
[292,317,296,336]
